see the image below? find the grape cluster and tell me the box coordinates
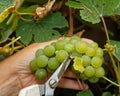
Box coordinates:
[29,36,105,83]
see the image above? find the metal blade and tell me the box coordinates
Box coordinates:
[57,56,71,80]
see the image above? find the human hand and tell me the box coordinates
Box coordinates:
[0,37,93,96]
[15,38,92,90]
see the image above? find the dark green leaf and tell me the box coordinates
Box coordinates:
[65,1,82,9]
[76,90,94,96]
[19,5,39,13]
[0,18,13,43]
[114,5,120,15]
[80,10,100,24]
[0,29,13,43]
[16,12,68,45]
[0,0,16,23]
[0,15,19,43]
[0,0,15,14]
[102,92,112,96]
[67,0,120,24]
[110,40,120,61]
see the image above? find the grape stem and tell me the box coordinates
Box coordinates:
[103,76,120,87]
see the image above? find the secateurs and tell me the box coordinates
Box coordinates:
[19,55,72,96]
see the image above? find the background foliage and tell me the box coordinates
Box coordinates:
[1,0,120,96]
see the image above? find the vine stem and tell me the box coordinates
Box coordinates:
[4,36,21,48]
[101,16,120,93]
[103,76,120,87]
[100,16,110,44]
[108,51,120,82]
[67,7,74,36]
[18,12,34,15]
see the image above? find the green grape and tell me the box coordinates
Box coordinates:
[35,49,44,57]
[48,57,60,70]
[82,55,91,66]
[29,59,38,71]
[69,36,80,45]
[35,68,47,80]
[80,73,88,80]
[51,42,56,47]
[69,39,78,44]
[46,66,55,73]
[91,42,98,49]
[43,45,55,57]
[95,48,103,57]
[71,51,82,57]
[84,66,95,77]
[88,76,99,83]
[55,40,66,50]
[56,50,68,63]
[70,35,80,41]
[64,37,71,42]
[85,46,96,57]
[36,55,48,68]
[91,56,103,68]
[95,67,105,78]
[71,65,80,74]
[64,43,74,53]
[75,41,87,54]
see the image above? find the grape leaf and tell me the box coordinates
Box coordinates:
[110,40,120,61]
[67,0,120,24]
[0,0,16,23]
[0,0,15,13]
[65,1,82,9]
[102,92,112,96]
[0,29,13,44]
[76,90,94,96]
[16,12,68,45]
[114,5,120,15]
[0,18,13,43]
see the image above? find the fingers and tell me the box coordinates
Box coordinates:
[81,38,94,44]
[64,68,79,78]
[58,78,89,90]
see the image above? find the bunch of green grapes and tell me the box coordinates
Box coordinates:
[73,40,105,83]
[29,36,105,83]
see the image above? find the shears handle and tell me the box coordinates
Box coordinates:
[18,84,41,96]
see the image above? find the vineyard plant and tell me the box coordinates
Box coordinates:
[1,0,120,96]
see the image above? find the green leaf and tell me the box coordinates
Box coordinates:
[80,10,100,24]
[65,1,82,9]
[19,5,39,13]
[110,40,120,61]
[16,12,68,45]
[67,0,120,24]
[0,15,19,43]
[0,0,16,22]
[114,5,120,15]
[76,90,94,96]
[0,18,12,43]
[0,0,15,13]
[102,92,112,96]
[0,29,13,43]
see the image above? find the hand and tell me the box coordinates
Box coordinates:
[15,38,91,90]
[0,38,93,96]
